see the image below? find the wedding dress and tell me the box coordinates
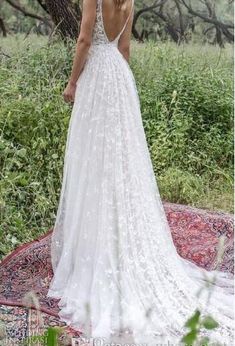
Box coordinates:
[47,0,234,344]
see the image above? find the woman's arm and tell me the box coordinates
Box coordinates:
[63,0,96,103]
[118,8,134,63]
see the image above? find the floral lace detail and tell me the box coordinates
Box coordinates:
[92,0,108,45]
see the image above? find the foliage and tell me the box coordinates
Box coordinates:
[132,41,233,208]
[0,36,233,259]
[182,309,219,345]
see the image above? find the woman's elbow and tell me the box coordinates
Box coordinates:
[77,35,92,49]
[119,45,130,55]
[119,46,130,61]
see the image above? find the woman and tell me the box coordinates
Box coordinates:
[47,0,234,344]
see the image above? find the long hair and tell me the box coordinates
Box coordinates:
[113,0,127,9]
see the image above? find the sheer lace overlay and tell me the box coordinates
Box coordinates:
[47,0,234,344]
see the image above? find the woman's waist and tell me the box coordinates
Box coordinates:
[89,41,118,54]
[85,42,130,73]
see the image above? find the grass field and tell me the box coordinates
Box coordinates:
[0,35,233,258]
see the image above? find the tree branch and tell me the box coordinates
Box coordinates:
[180,0,234,29]
[174,0,184,36]
[36,0,50,14]
[132,0,168,40]
[5,0,46,22]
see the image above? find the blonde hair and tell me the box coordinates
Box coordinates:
[114,0,127,9]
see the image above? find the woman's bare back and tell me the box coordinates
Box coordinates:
[102,0,133,42]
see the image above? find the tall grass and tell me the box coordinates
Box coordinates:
[132,41,233,210]
[0,35,233,258]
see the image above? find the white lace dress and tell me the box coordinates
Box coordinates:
[47,0,234,344]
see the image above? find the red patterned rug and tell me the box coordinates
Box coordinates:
[0,202,233,343]
[0,304,81,345]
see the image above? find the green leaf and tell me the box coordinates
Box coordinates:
[18,177,28,186]
[201,316,219,330]
[181,329,198,345]
[46,327,59,346]
[0,141,6,150]
[185,309,201,329]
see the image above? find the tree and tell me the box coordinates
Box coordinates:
[3,0,81,39]
[132,0,233,46]
[2,0,234,45]
[3,0,52,35]
[180,0,234,47]
[37,0,82,39]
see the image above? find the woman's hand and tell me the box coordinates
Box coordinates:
[63,81,77,103]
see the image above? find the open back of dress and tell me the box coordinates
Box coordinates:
[101,0,134,42]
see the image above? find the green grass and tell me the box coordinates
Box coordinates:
[132,41,233,210]
[0,35,233,259]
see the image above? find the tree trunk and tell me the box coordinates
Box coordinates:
[44,0,81,40]
[0,17,7,37]
[215,26,224,48]
[154,11,179,43]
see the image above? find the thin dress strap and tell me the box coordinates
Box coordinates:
[99,0,135,43]
[117,0,135,40]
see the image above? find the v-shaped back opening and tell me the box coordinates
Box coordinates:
[100,0,134,43]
